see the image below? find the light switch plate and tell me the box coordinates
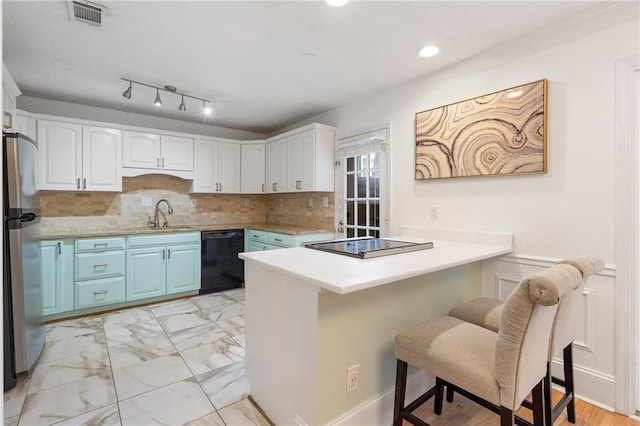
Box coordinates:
[190,199,197,208]
[141,196,153,207]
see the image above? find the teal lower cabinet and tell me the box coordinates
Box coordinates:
[74,237,126,309]
[126,232,201,301]
[245,228,334,252]
[41,239,74,316]
[126,247,167,301]
[166,244,201,295]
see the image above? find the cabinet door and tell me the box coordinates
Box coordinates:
[299,129,316,192]
[266,138,287,193]
[126,247,166,301]
[287,133,303,191]
[192,140,217,193]
[123,131,160,169]
[41,241,64,316]
[161,135,194,171]
[218,142,241,193]
[37,120,82,190]
[82,126,122,192]
[166,244,201,294]
[241,144,265,194]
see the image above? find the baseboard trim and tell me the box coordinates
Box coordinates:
[326,370,431,426]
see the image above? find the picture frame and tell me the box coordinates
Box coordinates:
[415,79,547,180]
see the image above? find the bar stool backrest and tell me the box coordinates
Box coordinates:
[495,263,582,410]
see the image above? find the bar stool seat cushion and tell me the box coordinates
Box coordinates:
[396,316,499,405]
[448,297,502,333]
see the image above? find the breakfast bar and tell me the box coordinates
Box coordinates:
[239,227,512,425]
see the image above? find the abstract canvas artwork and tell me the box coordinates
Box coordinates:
[415,79,547,180]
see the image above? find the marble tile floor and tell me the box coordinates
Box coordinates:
[4,288,271,426]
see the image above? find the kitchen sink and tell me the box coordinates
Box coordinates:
[124,225,195,233]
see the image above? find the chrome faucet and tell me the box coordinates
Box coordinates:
[151,199,174,228]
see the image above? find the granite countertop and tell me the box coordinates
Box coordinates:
[40,222,335,240]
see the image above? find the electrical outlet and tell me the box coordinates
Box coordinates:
[308,197,313,207]
[346,364,359,394]
[141,196,153,207]
[244,198,250,207]
[322,197,329,208]
[190,199,197,208]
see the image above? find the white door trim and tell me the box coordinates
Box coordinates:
[614,54,640,415]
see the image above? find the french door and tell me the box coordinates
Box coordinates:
[335,127,389,239]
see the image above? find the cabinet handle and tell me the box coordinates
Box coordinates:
[162,158,165,168]
[272,183,277,191]
[296,180,302,190]
[252,234,259,238]
[93,290,108,297]
[3,111,12,129]
[93,263,108,269]
[162,249,165,260]
[94,243,108,248]
[77,178,80,190]
[157,158,160,168]
[261,183,265,192]
[168,249,171,259]
[57,242,62,254]
[83,178,87,190]
[274,238,282,242]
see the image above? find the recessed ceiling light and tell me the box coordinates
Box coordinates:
[325,0,349,7]
[418,45,440,58]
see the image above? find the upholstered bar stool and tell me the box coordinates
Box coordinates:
[448,256,604,424]
[393,263,582,426]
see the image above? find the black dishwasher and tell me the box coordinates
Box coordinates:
[200,230,245,294]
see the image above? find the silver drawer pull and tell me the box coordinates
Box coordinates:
[93,263,108,269]
[261,183,265,192]
[94,243,108,248]
[274,238,282,242]
[93,290,108,296]
[252,235,259,238]
[57,242,62,254]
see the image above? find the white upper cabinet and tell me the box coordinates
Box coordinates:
[268,124,335,193]
[123,132,193,174]
[38,120,121,192]
[241,144,265,194]
[192,139,240,193]
[38,120,82,191]
[122,131,160,169]
[82,126,122,191]
[161,135,194,171]
[266,138,288,193]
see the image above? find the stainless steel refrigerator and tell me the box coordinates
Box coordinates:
[3,132,44,391]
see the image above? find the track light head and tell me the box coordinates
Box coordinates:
[154,89,162,107]
[122,82,132,99]
[202,101,212,116]
[178,96,186,112]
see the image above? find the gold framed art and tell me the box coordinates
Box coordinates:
[415,79,547,180]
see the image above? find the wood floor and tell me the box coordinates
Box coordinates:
[404,390,640,425]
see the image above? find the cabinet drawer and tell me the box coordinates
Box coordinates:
[76,276,125,309]
[127,232,200,248]
[267,232,294,247]
[247,229,267,243]
[75,237,126,252]
[248,241,268,252]
[75,251,125,281]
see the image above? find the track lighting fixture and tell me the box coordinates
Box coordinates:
[122,82,132,99]
[121,78,212,114]
[154,89,162,107]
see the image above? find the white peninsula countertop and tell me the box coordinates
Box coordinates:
[239,227,513,294]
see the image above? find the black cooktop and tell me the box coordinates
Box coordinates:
[305,237,434,259]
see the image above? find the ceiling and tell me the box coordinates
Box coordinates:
[2,1,615,134]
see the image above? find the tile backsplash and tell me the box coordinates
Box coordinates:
[40,175,334,232]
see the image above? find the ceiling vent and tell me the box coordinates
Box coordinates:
[68,1,106,27]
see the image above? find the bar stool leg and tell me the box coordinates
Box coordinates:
[564,344,576,423]
[434,377,444,415]
[393,360,408,426]
[543,362,553,425]
[446,386,454,402]
[532,379,546,426]
[500,406,514,426]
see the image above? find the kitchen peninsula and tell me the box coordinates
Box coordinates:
[239,227,512,425]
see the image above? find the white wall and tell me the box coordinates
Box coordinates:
[288,20,638,260]
[281,17,639,414]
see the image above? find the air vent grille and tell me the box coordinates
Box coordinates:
[72,1,103,26]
